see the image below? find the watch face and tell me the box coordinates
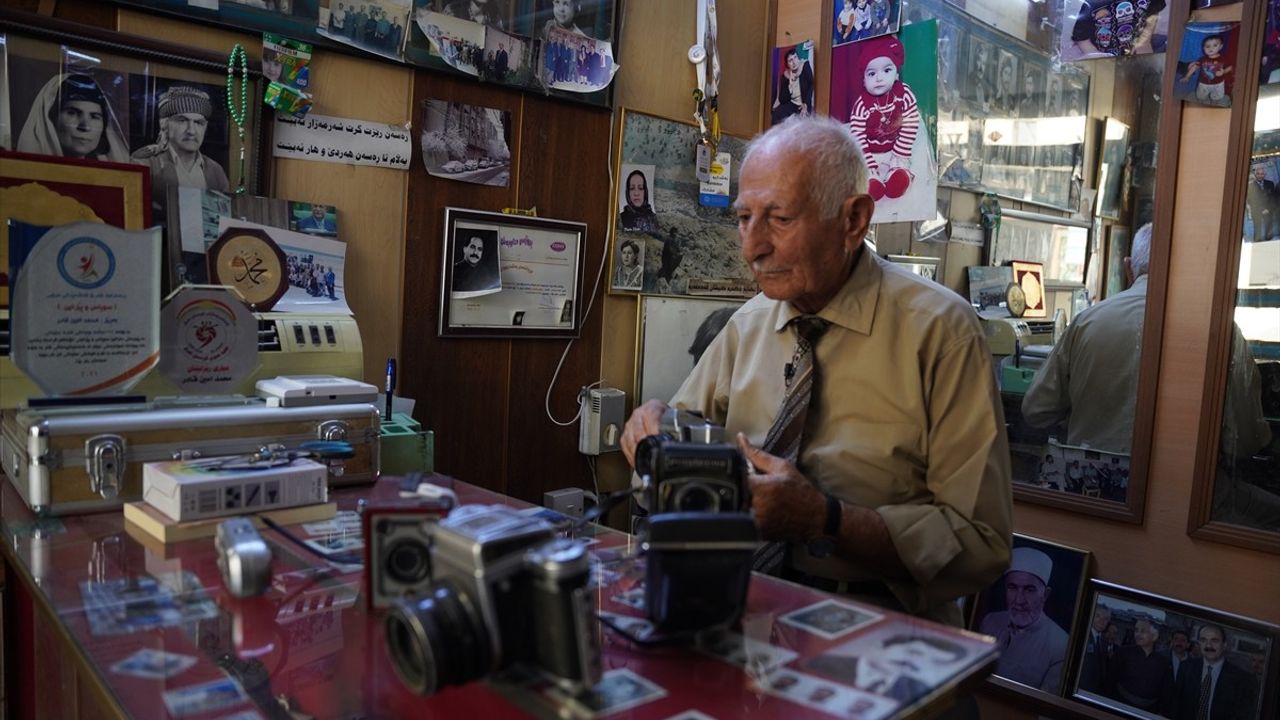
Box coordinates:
[1006,281,1028,317]
[207,228,288,311]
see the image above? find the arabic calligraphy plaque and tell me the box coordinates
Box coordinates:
[207,227,288,311]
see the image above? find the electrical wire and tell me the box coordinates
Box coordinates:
[543,107,620,426]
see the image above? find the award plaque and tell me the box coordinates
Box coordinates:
[207,227,288,311]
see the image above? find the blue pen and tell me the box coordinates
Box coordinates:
[385,358,397,420]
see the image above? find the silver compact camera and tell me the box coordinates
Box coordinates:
[214,517,273,598]
[384,504,601,695]
[635,408,747,514]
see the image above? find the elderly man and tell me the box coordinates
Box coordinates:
[132,85,230,219]
[1107,618,1172,712]
[620,114,1011,626]
[977,547,1070,693]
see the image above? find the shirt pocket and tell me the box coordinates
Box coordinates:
[807,420,924,507]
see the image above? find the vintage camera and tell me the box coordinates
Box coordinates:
[214,517,273,599]
[384,504,601,696]
[644,512,759,635]
[634,409,747,515]
[363,498,454,609]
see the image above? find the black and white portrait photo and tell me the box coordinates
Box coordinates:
[993,49,1018,116]
[965,36,994,117]
[617,163,658,233]
[128,78,232,222]
[7,55,132,163]
[612,237,644,291]
[449,226,502,297]
[1019,67,1044,119]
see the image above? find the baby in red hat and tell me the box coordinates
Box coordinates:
[848,35,919,201]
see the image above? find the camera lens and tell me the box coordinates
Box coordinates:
[385,582,492,695]
[384,539,431,584]
[673,482,718,512]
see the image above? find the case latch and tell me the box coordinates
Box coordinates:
[318,420,351,442]
[85,434,126,499]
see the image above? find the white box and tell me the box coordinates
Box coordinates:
[143,458,329,522]
[256,375,378,406]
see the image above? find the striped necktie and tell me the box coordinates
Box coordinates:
[1196,666,1213,720]
[752,316,831,574]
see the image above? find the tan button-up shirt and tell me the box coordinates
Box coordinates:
[671,251,1012,624]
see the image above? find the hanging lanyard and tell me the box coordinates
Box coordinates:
[691,0,720,179]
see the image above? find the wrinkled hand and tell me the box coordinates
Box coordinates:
[621,399,670,467]
[737,433,825,542]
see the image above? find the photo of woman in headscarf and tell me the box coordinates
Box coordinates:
[618,165,658,233]
[17,73,131,162]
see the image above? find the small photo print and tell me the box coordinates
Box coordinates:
[697,630,799,679]
[612,237,645,290]
[779,599,883,640]
[805,619,991,703]
[1059,0,1169,62]
[110,648,198,680]
[618,163,659,230]
[421,98,512,187]
[599,610,656,642]
[832,0,901,46]
[540,25,618,93]
[412,8,486,75]
[770,40,816,127]
[753,668,898,720]
[1173,22,1240,108]
[450,224,503,298]
[162,677,249,718]
[317,0,412,62]
[610,587,646,611]
[553,668,667,717]
[289,201,338,236]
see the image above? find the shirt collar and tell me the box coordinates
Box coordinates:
[774,243,881,335]
[167,145,205,171]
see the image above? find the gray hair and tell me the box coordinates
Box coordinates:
[741,114,868,220]
[1130,222,1153,278]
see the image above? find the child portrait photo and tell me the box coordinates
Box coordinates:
[1174,22,1240,108]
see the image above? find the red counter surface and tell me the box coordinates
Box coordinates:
[0,475,996,719]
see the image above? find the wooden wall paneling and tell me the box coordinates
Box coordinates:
[399,73,522,496]
[504,96,613,504]
[117,10,412,386]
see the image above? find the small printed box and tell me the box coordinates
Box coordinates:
[143,458,328,523]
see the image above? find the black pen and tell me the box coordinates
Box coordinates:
[384,358,396,421]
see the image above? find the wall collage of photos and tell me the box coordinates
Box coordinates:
[108,0,620,108]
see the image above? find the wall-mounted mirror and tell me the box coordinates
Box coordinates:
[994,48,1171,523]
[1190,14,1280,550]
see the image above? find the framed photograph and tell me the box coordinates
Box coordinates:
[1,11,268,227]
[0,150,151,308]
[1173,22,1240,109]
[439,207,584,338]
[610,109,755,298]
[1010,260,1046,319]
[636,295,742,405]
[969,534,1091,697]
[1071,580,1279,720]
[1097,117,1130,221]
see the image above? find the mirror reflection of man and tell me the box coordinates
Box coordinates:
[1022,224,1153,453]
[977,547,1070,694]
[132,86,230,216]
[452,233,499,293]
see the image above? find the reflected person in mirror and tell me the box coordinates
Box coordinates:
[1022,223,1154,454]
[620,114,1012,628]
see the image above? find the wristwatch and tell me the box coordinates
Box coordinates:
[807,494,842,558]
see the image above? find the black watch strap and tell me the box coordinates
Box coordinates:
[823,494,842,537]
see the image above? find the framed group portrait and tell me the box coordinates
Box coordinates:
[1071,580,1279,720]
[0,11,268,228]
[438,207,584,338]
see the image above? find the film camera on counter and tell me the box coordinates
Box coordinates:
[383,504,601,696]
[633,408,759,638]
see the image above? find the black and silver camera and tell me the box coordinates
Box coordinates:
[634,408,748,515]
[362,498,454,609]
[384,504,601,696]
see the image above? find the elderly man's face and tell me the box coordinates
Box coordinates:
[1004,571,1049,629]
[463,237,484,265]
[735,145,868,314]
[1134,620,1158,651]
[312,204,328,220]
[1256,167,1267,181]
[1199,626,1225,663]
[167,112,209,154]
